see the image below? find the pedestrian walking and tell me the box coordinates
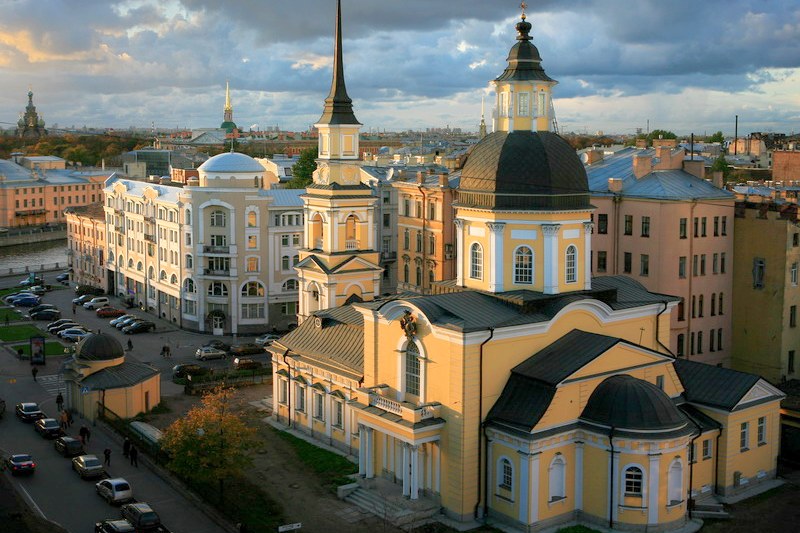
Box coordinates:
[129,446,138,467]
[85,426,91,443]
[160,346,166,358]
[60,410,68,430]
[78,425,87,445]
[31,366,38,381]
[56,392,64,411]
[127,339,133,351]
[123,437,131,458]
[103,448,111,466]
[66,410,73,428]
[72,303,76,315]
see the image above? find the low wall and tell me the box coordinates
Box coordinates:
[0,229,66,248]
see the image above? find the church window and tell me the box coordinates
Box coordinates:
[548,455,566,501]
[517,92,529,116]
[537,91,547,116]
[470,243,483,280]
[668,461,683,504]
[499,458,513,491]
[565,245,577,283]
[624,466,643,496]
[405,342,421,397]
[514,246,533,284]
[403,264,409,283]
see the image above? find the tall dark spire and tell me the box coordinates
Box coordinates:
[317,0,360,125]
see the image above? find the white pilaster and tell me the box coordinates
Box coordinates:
[366,427,375,479]
[507,86,515,131]
[583,222,593,290]
[518,451,531,524]
[487,222,505,292]
[325,394,332,438]
[486,437,494,511]
[402,443,410,496]
[648,453,660,524]
[611,447,619,523]
[410,445,419,500]
[542,224,561,294]
[358,424,366,477]
[575,441,584,510]
[454,219,465,285]
[530,452,541,523]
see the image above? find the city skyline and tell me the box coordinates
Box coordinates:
[0,0,798,135]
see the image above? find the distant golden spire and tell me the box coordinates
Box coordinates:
[224,80,232,112]
[520,1,527,20]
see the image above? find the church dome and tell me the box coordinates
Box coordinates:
[456,131,589,210]
[581,374,688,432]
[220,120,238,133]
[199,152,264,174]
[74,333,124,362]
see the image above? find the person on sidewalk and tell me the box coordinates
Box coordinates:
[127,339,133,352]
[66,410,73,428]
[103,448,111,466]
[56,392,64,412]
[79,425,88,445]
[123,437,131,458]
[59,410,68,430]
[129,446,138,467]
[31,366,38,381]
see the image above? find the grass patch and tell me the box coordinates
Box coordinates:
[272,425,358,490]
[0,324,48,342]
[0,307,22,323]
[0,287,25,299]
[12,341,67,356]
[183,473,284,532]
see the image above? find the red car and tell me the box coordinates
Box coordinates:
[96,306,125,318]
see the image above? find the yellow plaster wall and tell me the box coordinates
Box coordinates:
[582,441,609,519]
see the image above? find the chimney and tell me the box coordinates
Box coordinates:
[683,159,705,180]
[652,138,678,149]
[633,154,652,179]
[439,171,450,188]
[635,139,648,149]
[586,149,604,165]
[712,171,724,189]
[416,171,425,185]
[608,178,624,192]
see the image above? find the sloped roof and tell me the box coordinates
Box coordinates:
[674,358,782,411]
[486,375,555,432]
[261,189,304,207]
[79,361,159,390]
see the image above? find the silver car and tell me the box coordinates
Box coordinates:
[72,454,105,479]
[96,478,133,504]
[195,346,227,361]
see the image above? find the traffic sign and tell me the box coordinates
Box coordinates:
[278,523,302,532]
[81,386,91,394]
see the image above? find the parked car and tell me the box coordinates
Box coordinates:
[95,519,135,533]
[96,478,133,504]
[49,322,80,334]
[19,276,44,287]
[172,364,210,379]
[232,357,264,371]
[28,285,47,296]
[54,436,84,457]
[5,454,36,476]
[123,321,155,334]
[120,502,163,531]
[30,303,57,314]
[14,296,41,307]
[59,328,90,342]
[72,454,105,479]
[84,297,110,310]
[30,309,61,321]
[230,343,264,356]
[15,402,45,422]
[255,333,280,347]
[56,272,70,282]
[34,418,64,439]
[203,339,231,353]
[75,285,104,296]
[195,346,227,361]
[48,318,75,329]
[97,307,126,318]
[4,291,33,303]
[110,314,137,327]
[115,316,142,330]
[72,294,94,305]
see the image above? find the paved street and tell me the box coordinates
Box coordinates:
[0,270,271,533]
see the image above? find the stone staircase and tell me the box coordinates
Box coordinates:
[344,486,440,528]
[691,498,730,520]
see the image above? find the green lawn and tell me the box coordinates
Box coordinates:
[0,307,22,323]
[272,425,358,490]
[0,324,48,342]
[12,341,68,356]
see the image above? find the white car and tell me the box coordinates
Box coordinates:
[96,478,133,504]
[83,297,110,310]
[59,328,90,342]
[255,333,280,347]
[195,346,227,361]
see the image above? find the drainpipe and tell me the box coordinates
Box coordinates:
[612,195,621,274]
[714,430,722,496]
[687,417,703,519]
[656,301,675,357]
[608,426,616,530]
[281,349,292,428]
[474,327,495,520]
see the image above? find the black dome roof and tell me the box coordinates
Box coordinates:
[494,16,554,83]
[74,333,124,362]
[581,375,688,432]
[456,131,590,210]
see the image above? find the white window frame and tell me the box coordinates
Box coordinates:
[514,245,534,284]
[565,245,577,283]
[470,243,483,280]
[548,454,566,502]
[313,390,325,421]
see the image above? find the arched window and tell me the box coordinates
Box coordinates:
[548,455,566,501]
[668,460,683,504]
[170,274,178,284]
[415,231,423,252]
[247,211,257,227]
[499,458,513,490]
[183,278,195,293]
[565,245,577,283]
[281,256,290,270]
[207,282,228,296]
[160,270,167,281]
[470,243,483,279]
[148,266,154,280]
[428,234,435,254]
[403,229,410,250]
[624,466,644,496]
[403,264,409,283]
[137,261,143,272]
[283,279,299,291]
[429,269,435,284]
[128,258,133,268]
[292,255,299,266]
[405,342,420,396]
[185,254,193,269]
[514,246,534,284]
[210,210,226,227]
[241,281,265,297]
[184,208,191,225]
[118,254,123,266]
[415,266,422,286]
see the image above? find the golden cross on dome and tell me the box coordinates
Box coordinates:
[520,1,527,20]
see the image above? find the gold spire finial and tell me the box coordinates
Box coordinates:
[520,1,527,20]
[224,80,232,111]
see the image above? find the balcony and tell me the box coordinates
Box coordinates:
[203,245,230,254]
[345,239,359,251]
[144,234,156,243]
[361,387,441,424]
[381,251,397,261]
[204,268,231,276]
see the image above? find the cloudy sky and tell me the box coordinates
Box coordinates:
[1,0,798,136]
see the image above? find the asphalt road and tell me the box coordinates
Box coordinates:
[0,270,273,533]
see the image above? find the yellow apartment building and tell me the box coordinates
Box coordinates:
[65,202,107,288]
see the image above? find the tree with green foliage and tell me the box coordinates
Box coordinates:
[711,154,732,182]
[707,131,724,143]
[161,386,258,504]
[286,147,318,189]
[646,129,677,142]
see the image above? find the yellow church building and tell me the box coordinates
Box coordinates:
[271,3,784,531]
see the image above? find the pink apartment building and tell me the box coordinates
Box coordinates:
[586,143,735,366]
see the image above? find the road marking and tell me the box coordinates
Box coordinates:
[36,374,63,396]
[18,484,47,520]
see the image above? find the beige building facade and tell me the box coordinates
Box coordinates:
[65,202,107,288]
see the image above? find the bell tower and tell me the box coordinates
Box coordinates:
[295,0,382,324]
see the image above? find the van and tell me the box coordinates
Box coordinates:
[84,297,110,310]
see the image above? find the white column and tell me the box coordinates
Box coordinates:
[454,219,465,285]
[485,437,494,513]
[271,369,279,421]
[330,209,338,251]
[410,445,420,500]
[486,222,505,292]
[402,443,410,496]
[583,222,593,290]
[575,441,584,510]
[530,452,541,523]
[366,427,375,479]
[542,224,561,294]
[366,208,375,250]
[306,387,313,432]
[648,453,660,524]
[507,86,515,131]
[325,394,332,438]
[435,442,441,493]
[518,451,531,524]
[358,424,366,477]
[382,432,388,474]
